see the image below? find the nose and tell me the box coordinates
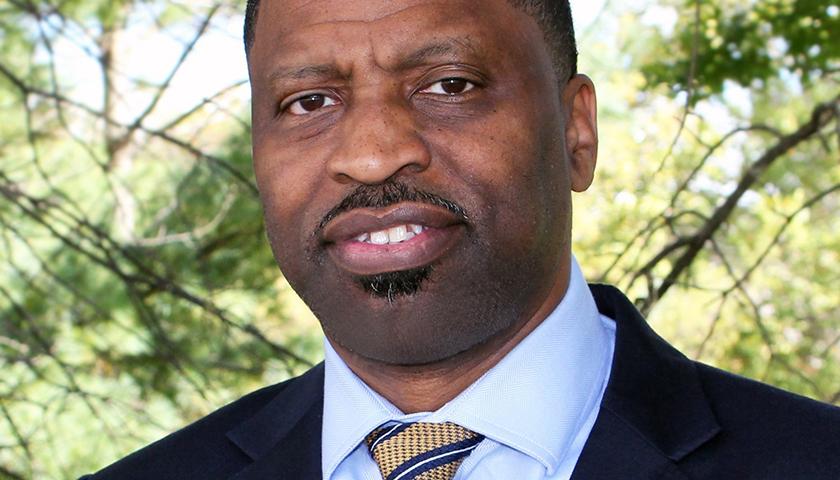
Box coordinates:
[327,97,431,185]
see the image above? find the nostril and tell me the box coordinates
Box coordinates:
[332,172,356,184]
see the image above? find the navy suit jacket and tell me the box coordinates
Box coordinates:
[84,285,840,479]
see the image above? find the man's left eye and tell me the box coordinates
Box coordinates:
[421,78,476,95]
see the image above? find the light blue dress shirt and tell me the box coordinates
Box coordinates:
[322,257,616,479]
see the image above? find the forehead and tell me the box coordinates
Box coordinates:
[250,0,543,75]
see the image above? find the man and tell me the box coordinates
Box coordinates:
[83,0,840,479]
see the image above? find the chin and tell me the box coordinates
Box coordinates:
[291,216,565,366]
[313,262,527,366]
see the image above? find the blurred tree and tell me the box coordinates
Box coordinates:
[0,1,317,477]
[574,0,838,405]
[0,0,837,478]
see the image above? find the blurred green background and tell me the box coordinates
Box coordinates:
[0,0,838,478]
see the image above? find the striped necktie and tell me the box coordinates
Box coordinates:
[365,421,484,480]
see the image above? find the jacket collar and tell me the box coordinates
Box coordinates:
[226,363,325,479]
[571,284,721,479]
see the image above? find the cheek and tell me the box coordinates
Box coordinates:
[426,106,562,206]
[253,136,325,255]
[421,106,568,252]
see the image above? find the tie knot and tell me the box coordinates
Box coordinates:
[365,421,484,480]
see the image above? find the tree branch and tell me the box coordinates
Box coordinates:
[639,95,839,314]
[0,62,258,195]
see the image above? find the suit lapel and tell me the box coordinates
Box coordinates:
[572,285,722,480]
[571,408,691,480]
[227,363,325,480]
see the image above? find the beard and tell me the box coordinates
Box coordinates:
[311,181,466,303]
[356,265,434,302]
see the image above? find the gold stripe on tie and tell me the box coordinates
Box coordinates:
[365,421,484,480]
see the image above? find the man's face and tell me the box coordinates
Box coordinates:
[249,0,581,365]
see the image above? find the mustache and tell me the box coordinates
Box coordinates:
[315,182,470,235]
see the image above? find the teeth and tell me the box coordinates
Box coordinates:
[387,225,408,243]
[356,224,426,245]
[370,230,389,245]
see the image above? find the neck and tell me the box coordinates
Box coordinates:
[330,266,570,413]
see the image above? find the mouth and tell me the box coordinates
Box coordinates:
[320,202,467,276]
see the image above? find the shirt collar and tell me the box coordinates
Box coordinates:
[321,256,613,477]
[321,336,401,477]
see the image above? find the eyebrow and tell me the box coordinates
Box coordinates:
[268,64,342,85]
[267,37,478,86]
[394,38,478,71]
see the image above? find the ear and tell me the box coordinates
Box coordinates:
[562,74,598,192]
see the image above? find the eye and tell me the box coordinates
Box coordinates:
[285,93,339,116]
[420,78,476,96]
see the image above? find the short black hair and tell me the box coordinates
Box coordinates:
[244,0,577,80]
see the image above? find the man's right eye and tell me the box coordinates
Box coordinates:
[285,93,339,116]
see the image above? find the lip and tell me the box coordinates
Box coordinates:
[321,202,467,276]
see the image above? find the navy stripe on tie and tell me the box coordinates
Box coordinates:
[368,422,411,452]
[384,435,484,480]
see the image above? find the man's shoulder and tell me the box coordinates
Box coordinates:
[587,283,840,478]
[680,363,840,477]
[82,364,324,479]
[696,361,840,443]
[592,282,840,430]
